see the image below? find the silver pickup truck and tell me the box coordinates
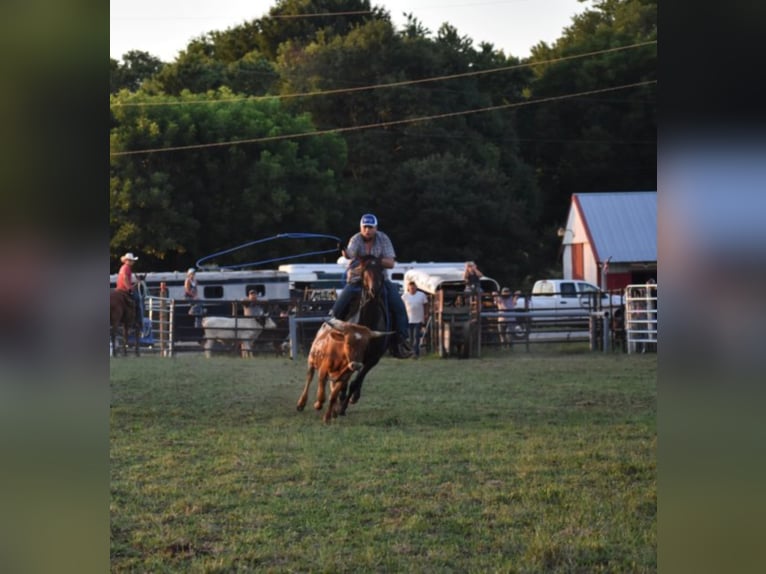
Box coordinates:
[522,279,623,315]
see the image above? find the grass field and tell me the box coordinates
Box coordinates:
[110,349,656,573]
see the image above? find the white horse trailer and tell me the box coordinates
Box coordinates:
[109,269,291,343]
[109,269,291,302]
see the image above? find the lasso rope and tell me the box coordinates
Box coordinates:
[195,232,342,270]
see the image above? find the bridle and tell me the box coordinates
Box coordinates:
[360,258,383,307]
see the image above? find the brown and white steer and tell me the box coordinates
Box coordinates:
[201,316,276,358]
[296,318,393,423]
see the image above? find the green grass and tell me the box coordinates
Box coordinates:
[111,350,656,573]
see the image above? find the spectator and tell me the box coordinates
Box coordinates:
[463,261,484,293]
[243,289,265,317]
[184,268,198,299]
[185,268,203,327]
[402,281,429,359]
[495,287,516,348]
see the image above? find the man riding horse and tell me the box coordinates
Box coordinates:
[116,252,143,318]
[330,214,413,359]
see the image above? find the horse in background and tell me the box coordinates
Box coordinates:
[110,289,141,356]
[339,255,392,415]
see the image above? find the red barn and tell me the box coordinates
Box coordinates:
[559,191,657,291]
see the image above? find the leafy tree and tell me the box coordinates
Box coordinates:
[381,153,537,288]
[519,0,657,235]
[108,0,655,286]
[148,41,228,95]
[276,13,541,284]
[256,0,379,60]
[110,50,165,93]
[110,88,347,270]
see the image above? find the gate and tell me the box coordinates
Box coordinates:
[433,288,481,358]
[624,283,657,353]
[144,295,175,356]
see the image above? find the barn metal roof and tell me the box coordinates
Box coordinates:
[573,191,657,263]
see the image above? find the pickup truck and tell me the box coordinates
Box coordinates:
[515,279,623,321]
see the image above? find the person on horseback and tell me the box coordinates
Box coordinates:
[116,252,142,318]
[330,214,413,359]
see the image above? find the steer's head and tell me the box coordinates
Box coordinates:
[326,318,394,371]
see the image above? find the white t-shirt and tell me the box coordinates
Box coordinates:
[402,290,428,324]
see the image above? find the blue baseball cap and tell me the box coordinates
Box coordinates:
[360,213,378,227]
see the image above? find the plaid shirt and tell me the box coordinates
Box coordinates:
[344,231,396,283]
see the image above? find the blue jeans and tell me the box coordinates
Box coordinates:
[408,323,423,356]
[132,290,143,318]
[331,280,408,340]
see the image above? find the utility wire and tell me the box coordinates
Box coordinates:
[111,79,656,157]
[111,40,656,108]
[269,10,372,19]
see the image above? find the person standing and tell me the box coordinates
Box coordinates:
[184,268,198,299]
[402,281,429,358]
[495,287,515,348]
[243,289,265,317]
[116,252,141,316]
[331,213,413,358]
[185,267,203,327]
[463,261,484,293]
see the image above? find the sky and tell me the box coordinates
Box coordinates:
[111,0,591,62]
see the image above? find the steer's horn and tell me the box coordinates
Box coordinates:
[326,317,349,331]
[370,330,396,338]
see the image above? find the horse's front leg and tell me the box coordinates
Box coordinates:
[122,324,129,356]
[339,371,359,415]
[134,321,141,357]
[349,364,372,405]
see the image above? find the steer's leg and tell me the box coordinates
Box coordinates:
[297,365,315,411]
[324,379,338,423]
[314,368,328,411]
[326,377,347,422]
[328,380,351,418]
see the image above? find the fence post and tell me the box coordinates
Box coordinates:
[159,282,168,356]
[288,315,297,361]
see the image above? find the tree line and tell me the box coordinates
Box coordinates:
[110,0,656,290]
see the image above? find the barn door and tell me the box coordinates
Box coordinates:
[571,243,584,280]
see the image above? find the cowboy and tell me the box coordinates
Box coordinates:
[330,214,413,359]
[116,252,142,317]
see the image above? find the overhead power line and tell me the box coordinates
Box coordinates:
[111,41,657,109]
[110,80,656,157]
[269,10,372,19]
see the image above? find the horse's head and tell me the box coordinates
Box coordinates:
[359,255,385,299]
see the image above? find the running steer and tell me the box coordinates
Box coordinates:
[296,318,392,423]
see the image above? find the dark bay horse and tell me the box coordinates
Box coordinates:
[110,289,141,356]
[339,255,392,415]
